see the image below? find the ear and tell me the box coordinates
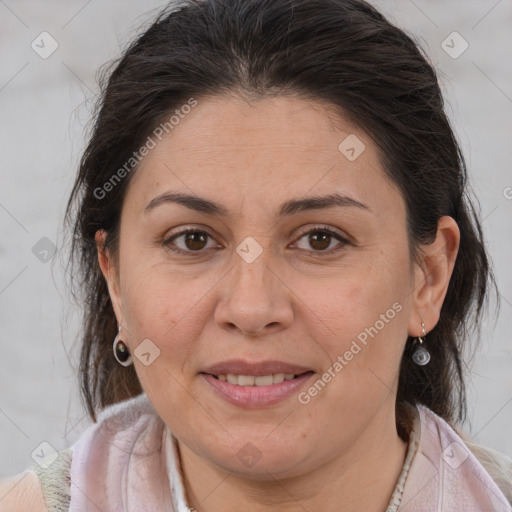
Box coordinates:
[95,229,124,326]
[408,216,460,336]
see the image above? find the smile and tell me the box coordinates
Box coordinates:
[210,373,306,386]
[200,371,315,408]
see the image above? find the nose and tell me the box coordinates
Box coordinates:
[214,245,294,337]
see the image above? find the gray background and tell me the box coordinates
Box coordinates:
[1,0,511,478]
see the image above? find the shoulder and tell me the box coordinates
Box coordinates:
[0,470,48,512]
[0,395,158,512]
[455,428,512,504]
[416,403,512,505]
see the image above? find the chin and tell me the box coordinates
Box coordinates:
[205,442,310,480]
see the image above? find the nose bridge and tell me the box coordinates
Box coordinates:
[231,236,274,306]
[214,236,291,335]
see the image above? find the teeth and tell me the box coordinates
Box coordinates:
[215,373,298,386]
[255,375,274,386]
[239,375,258,386]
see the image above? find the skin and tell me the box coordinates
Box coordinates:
[96,94,460,512]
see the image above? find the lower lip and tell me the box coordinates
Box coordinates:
[200,372,315,408]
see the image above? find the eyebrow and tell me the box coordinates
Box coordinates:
[144,191,369,218]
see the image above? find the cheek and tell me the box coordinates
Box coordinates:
[297,246,411,404]
[117,264,215,421]
[118,258,248,423]
[119,262,221,366]
[304,248,410,348]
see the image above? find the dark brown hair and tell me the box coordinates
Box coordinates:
[66,0,497,440]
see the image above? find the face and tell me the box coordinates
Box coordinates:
[98,94,456,480]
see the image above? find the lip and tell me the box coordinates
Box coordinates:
[201,359,313,377]
[201,371,315,408]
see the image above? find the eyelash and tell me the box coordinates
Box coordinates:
[162,225,351,256]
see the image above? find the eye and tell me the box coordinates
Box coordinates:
[162,225,350,256]
[293,226,350,253]
[163,228,220,254]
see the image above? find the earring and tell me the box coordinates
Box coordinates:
[412,322,430,366]
[113,326,133,367]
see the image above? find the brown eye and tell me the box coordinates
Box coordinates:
[164,229,217,254]
[183,231,208,250]
[308,232,331,251]
[294,227,349,253]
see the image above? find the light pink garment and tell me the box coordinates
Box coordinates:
[68,394,181,511]
[399,405,511,511]
[68,393,511,511]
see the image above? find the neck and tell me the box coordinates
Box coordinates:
[177,403,409,512]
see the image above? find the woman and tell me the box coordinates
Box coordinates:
[1,0,511,510]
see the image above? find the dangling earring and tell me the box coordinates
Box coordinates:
[113,326,133,367]
[412,322,430,366]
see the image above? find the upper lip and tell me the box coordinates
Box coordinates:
[201,359,313,376]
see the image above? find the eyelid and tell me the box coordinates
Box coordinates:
[293,224,350,242]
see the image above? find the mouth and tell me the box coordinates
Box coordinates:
[202,371,314,387]
[199,361,316,408]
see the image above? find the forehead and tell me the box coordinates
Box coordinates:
[124,94,401,216]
